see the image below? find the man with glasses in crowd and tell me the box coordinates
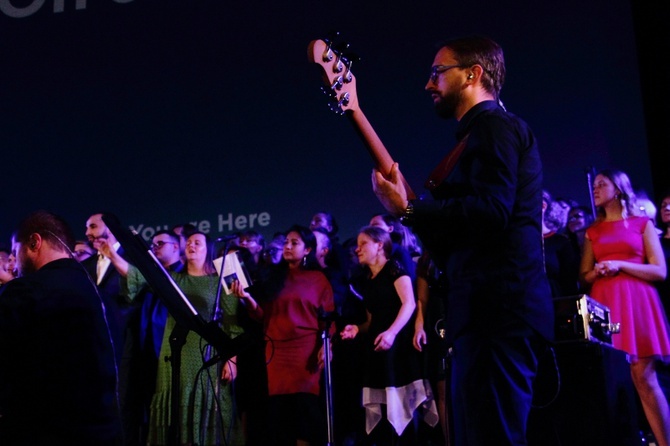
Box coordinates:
[127,230,185,445]
[96,227,187,445]
[371,36,553,445]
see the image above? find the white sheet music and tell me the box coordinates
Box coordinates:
[213,252,250,295]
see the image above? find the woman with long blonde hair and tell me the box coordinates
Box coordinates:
[580,169,670,446]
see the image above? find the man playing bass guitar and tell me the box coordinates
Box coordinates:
[372,36,553,446]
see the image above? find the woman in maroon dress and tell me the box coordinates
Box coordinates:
[580,169,670,446]
[232,225,334,446]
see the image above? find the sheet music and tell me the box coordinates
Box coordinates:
[213,252,250,294]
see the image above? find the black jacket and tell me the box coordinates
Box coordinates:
[0,258,122,445]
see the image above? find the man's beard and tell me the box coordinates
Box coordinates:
[434,88,462,119]
[18,252,36,277]
[90,228,110,249]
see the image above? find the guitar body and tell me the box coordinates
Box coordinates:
[308,38,416,199]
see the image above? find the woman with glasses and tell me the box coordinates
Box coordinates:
[260,239,284,266]
[580,170,670,446]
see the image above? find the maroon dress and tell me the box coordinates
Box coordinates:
[587,216,670,361]
[261,268,334,395]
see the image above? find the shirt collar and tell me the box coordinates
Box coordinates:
[455,100,500,141]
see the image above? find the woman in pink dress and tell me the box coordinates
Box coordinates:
[580,169,670,446]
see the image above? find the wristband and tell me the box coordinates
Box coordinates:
[400,200,415,226]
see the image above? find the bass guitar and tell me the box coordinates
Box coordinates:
[308,37,416,199]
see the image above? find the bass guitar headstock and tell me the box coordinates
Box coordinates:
[307,33,415,199]
[308,33,361,115]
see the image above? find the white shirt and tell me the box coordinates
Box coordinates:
[96,241,120,285]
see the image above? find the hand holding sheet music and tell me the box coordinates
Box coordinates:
[214,251,252,295]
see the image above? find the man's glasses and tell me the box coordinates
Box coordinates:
[151,240,176,250]
[430,64,464,83]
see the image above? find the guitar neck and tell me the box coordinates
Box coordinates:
[346,108,416,200]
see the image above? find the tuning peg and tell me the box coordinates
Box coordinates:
[331,76,344,91]
[326,42,350,67]
[322,46,334,62]
[338,92,351,108]
[341,52,360,83]
[322,31,342,62]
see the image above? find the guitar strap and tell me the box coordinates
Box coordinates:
[424,133,470,190]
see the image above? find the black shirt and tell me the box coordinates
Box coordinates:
[411,100,554,341]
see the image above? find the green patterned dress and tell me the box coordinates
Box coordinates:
[127,268,244,445]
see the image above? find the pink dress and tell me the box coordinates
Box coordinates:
[587,216,670,361]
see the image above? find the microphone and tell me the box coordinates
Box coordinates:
[215,234,238,243]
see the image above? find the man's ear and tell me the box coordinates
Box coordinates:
[29,233,42,251]
[468,64,485,83]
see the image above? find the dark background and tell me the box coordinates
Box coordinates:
[1,0,664,244]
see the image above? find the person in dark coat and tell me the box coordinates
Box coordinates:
[0,210,121,446]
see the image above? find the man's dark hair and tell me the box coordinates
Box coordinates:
[442,35,505,98]
[658,190,670,230]
[16,210,75,253]
[315,211,339,237]
[153,229,180,244]
[171,223,197,238]
[372,212,403,244]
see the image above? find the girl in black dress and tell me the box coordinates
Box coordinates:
[341,226,437,445]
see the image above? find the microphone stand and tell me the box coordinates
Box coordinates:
[199,239,234,444]
[167,324,189,446]
[318,310,339,446]
[585,166,597,219]
[437,324,453,446]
